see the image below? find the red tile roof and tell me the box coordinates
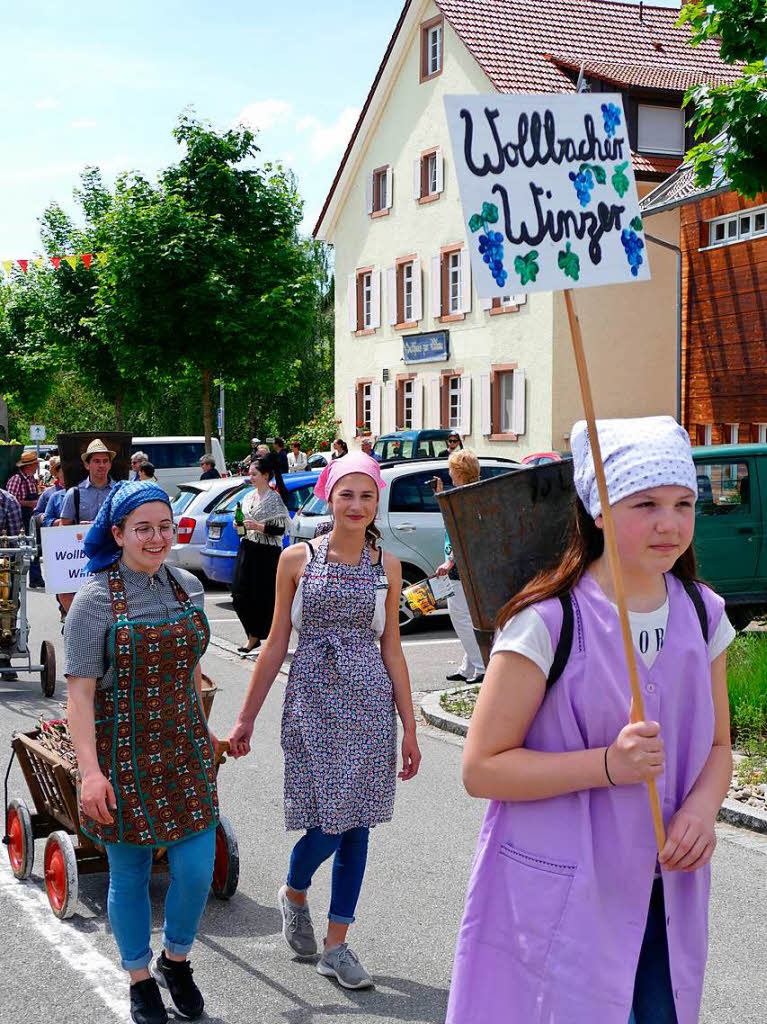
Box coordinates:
[548,56,737,93]
[436,0,741,94]
[633,152,683,177]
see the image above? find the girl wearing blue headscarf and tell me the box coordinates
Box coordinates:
[65,481,218,1024]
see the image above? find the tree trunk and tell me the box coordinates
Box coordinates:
[114,391,124,431]
[202,367,213,453]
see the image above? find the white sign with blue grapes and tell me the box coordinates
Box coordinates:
[444,94,650,296]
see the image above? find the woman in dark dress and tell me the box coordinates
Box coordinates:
[231,457,291,654]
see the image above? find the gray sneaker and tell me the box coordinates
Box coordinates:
[316,943,373,990]
[278,885,318,957]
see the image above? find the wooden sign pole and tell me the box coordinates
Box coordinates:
[564,289,666,852]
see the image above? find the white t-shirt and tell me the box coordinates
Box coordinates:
[492,590,736,677]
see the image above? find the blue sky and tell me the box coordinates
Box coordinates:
[1,0,681,259]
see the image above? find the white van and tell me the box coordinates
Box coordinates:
[131,436,227,497]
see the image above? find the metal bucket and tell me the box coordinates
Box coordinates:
[438,460,575,664]
[56,432,133,490]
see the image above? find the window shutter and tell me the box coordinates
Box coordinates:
[384,382,396,433]
[412,258,423,321]
[460,375,472,437]
[479,296,493,311]
[385,167,393,210]
[413,158,422,201]
[347,385,358,438]
[412,379,423,429]
[480,374,491,436]
[431,255,441,318]
[371,383,382,436]
[428,375,441,428]
[460,247,472,313]
[347,274,358,331]
[512,368,526,436]
[365,172,374,215]
[387,266,397,326]
[371,270,381,330]
[435,148,444,193]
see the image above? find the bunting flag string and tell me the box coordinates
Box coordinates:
[0,253,106,277]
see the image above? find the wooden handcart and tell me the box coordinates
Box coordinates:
[2,676,239,918]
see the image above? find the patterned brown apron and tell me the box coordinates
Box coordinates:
[78,564,219,846]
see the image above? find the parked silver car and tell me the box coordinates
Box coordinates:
[290,457,520,628]
[166,477,246,574]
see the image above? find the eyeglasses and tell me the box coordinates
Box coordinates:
[447,438,460,446]
[131,524,175,542]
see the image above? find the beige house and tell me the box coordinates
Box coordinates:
[314,0,738,456]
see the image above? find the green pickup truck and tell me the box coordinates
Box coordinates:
[693,444,767,629]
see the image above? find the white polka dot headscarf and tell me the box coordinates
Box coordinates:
[571,416,698,519]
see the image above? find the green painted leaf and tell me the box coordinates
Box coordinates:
[592,165,607,185]
[468,214,483,233]
[482,201,499,223]
[557,242,580,281]
[630,216,643,231]
[612,161,630,198]
[514,250,539,285]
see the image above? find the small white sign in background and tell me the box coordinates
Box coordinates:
[444,93,650,297]
[40,525,94,594]
[29,424,46,441]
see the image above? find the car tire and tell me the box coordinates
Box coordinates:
[728,606,755,632]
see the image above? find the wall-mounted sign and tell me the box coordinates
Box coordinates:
[403,330,449,364]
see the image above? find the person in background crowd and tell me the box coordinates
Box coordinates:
[130,452,149,481]
[138,462,157,482]
[0,486,24,679]
[273,437,290,475]
[250,437,262,462]
[288,441,308,474]
[35,455,65,524]
[227,453,421,990]
[199,455,220,480]
[231,457,291,656]
[332,439,348,460]
[360,438,380,463]
[439,432,463,458]
[6,450,45,587]
[59,439,119,613]
[435,450,485,684]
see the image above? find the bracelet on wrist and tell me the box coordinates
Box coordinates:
[604,745,617,787]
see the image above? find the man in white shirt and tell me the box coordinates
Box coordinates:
[288,441,308,473]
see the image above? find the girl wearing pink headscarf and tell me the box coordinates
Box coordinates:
[228,454,421,989]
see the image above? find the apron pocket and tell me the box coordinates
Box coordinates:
[477,842,576,974]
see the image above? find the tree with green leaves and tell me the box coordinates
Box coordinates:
[680,0,767,196]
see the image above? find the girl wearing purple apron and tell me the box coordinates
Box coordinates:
[66,482,218,1024]
[228,452,421,990]
[447,417,734,1024]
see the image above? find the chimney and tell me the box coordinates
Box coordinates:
[639,0,644,20]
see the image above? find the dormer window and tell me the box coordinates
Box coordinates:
[420,15,444,82]
[637,104,685,155]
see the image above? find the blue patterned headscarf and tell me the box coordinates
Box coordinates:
[83,480,172,574]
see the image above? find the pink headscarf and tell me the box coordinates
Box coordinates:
[314,452,386,501]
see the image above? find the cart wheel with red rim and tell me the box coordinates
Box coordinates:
[44,831,78,919]
[211,816,239,900]
[40,641,56,698]
[6,798,34,879]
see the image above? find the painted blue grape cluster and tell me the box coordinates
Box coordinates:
[621,227,645,277]
[569,167,595,208]
[478,230,508,287]
[601,102,621,139]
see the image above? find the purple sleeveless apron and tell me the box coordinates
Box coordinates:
[446,572,724,1024]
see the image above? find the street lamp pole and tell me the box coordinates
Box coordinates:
[645,232,682,424]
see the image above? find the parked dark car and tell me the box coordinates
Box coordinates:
[200,471,319,585]
[373,430,456,461]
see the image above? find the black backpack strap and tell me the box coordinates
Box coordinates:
[546,593,574,690]
[681,579,708,644]
[73,487,80,524]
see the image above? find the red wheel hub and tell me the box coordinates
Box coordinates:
[212,827,227,890]
[45,842,67,911]
[7,809,23,871]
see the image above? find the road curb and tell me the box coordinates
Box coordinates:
[421,688,767,834]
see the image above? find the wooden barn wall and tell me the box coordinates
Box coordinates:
[682,191,767,444]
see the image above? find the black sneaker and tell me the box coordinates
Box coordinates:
[152,952,204,1020]
[130,978,168,1024]
[445,672,468,682]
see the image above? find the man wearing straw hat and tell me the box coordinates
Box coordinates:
[6,450,45,587]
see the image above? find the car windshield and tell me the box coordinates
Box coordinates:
[215,484,254,513]
[377,439,415,460]
[171,489,198,515]
[297,494,329,517]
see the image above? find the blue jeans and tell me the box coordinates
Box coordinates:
[287,826,369,924]
[105,827,215,970]
[629,878,678,1024]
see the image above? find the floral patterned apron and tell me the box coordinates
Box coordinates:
[78,564,219,846]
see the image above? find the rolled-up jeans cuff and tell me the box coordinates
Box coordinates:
[163,936,194,956]
[285,877,309,894]
[121,948,153,971]
[328,912,355,925]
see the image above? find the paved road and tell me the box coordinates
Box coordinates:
[1,586,766,1023]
